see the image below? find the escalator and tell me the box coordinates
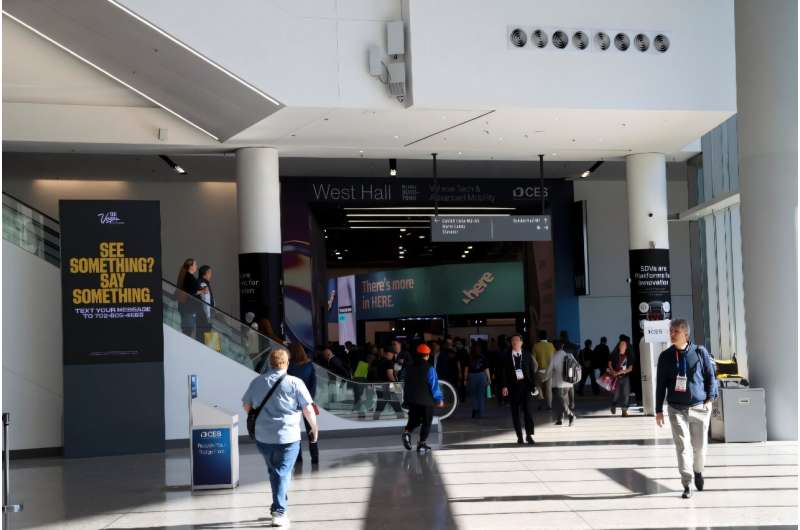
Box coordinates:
[2,192,458,431]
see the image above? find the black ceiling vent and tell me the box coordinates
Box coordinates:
[614,32,630,51]
[594,32,611,50]
[552,30,569,49]
[573,31,589,50]
[634,33,650,52]
[532,29,548,48]
[509,28,527,47]
[654,34,670,52]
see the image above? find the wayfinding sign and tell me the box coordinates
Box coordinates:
[431,215,551,242]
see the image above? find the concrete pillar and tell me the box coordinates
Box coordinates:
[626,153,669,250]
[236,147,283,334]
[736,0,798,440]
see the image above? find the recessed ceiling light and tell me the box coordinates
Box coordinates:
[552,152,557,156]
[337,256,342,260]
[461,255,466,258]
[418,235,425,239]
[399,228,406,232]
[399,255,405,259]
[458,151,463,155]
[467,246,473,249]
[359,150,364,153]
[464,249,470,253]
[394,135,399,139]
[398,246,403,250]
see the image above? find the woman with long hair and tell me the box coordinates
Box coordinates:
[608,339,635,416]
[464,341,491,418]
[176,258,206,337]
[287,342,319,464]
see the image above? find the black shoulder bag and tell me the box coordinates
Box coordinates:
[247,374,285,440]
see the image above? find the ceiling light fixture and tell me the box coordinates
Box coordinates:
[2,11,221,141]
[581,160,604,179]
[159,155,187,174]
[419,235,425,239]
[389,158,397,176]
[399,228,406,232]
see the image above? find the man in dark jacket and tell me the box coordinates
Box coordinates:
[401,344,444,453]
[593,337,611,380]
[655,319,718,499]
[499,334,538,444]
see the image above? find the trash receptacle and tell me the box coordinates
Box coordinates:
[711,385,766,443]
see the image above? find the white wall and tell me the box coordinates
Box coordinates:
[2,241,63,450]
[2,178,241,315]
[574,179,693,344]
[406,0,736,112]
[120,0,402,109]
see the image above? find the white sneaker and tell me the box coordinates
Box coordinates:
[272,513,289,527]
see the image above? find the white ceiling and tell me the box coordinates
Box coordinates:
[3,12,712,162]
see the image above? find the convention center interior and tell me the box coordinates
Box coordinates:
[0,1,798,529]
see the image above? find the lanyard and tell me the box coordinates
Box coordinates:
[674,346,689,376]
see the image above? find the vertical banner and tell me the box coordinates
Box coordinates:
[337,275,357,345]
[60,200,164,457]
[629,249,673,347]
[238,253,282,333]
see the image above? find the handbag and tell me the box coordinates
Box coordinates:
[247,374,285,440]
[203,331,222,352]
[597,372,618,393]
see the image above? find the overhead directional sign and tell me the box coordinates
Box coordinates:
[431,215,551,242]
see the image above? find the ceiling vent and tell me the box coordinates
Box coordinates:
[614,33,630,51]
[594,32,611,50]
[572,31,589,50]
[654,34,670,52]
[552,30,569,49]
[509,28,527,47]
[634,33,650,52]
[532,29,548,48]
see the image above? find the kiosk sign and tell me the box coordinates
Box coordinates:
[192,428,232,487]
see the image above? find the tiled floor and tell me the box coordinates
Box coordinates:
[5,397,798,530]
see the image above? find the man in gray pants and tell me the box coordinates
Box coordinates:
[655,319,718,499]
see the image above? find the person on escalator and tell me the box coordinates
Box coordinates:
[373,348,404,420]
[288,343,319,465]
[401,344,444,453]
[176,258,207,338]
[196,265,215,343]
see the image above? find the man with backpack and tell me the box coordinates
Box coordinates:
[545,339,580,426]
[655,319,718,499]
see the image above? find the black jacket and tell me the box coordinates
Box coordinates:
[499,349,538,393]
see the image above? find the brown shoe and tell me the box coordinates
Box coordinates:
[622,410,629,417]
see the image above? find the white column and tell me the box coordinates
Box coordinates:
[237,147,281,254]
[736,0,798,440]
[626,153,669,250]
[626,153,670,416]
[235,147,283,330]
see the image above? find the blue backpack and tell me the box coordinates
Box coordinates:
[697,346,719,400]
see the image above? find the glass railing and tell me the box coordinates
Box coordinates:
[2,193,61,266]
[313,362,458,421]
[2,191,459,422]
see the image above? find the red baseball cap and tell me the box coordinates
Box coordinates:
[416,344,431,355]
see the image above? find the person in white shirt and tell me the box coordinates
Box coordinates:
[545,340,578,426]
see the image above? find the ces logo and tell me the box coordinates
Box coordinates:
[200,430,222,438]
[512,186,549,200]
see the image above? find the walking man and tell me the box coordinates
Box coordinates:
[655,319,718,499]
[533,330,555,410]
[401,344,444,453]
[545,340,578,426]
[577,339,599,395]
[500,334,538,444]
[242,348,319,527]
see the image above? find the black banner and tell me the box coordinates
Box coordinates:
[60,201,163,364]
[60,200,165,457]
[239,252,282,331]
[628,249,672,346]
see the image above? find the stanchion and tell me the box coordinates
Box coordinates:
[2,413,23,522]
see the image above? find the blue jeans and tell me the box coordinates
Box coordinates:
[256,441,300,515]
[468,372,488,416]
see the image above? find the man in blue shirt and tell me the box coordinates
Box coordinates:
[401,344,444,453]
[655,319,718,499]
[242,348,318,527]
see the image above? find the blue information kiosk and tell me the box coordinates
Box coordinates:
[188,375,240,490]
